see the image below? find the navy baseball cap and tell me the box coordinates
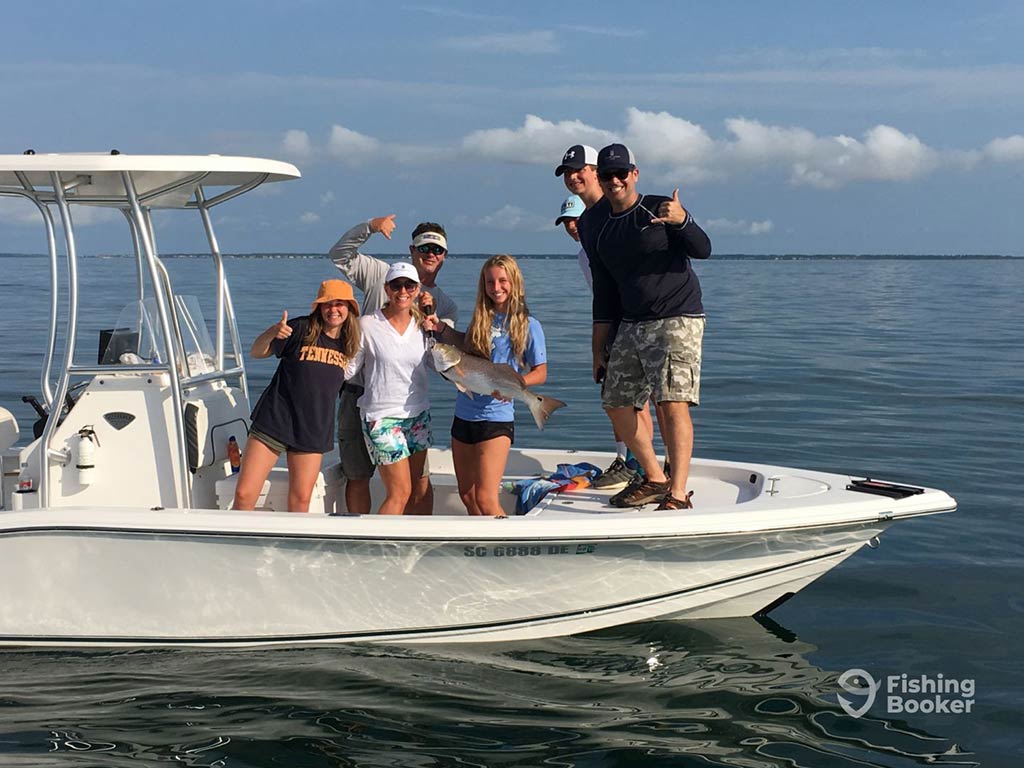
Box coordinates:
[597,143,636,173]
[555,144,599,176]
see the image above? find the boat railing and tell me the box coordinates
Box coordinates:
[194,185,251,401]
[0,187,60,409]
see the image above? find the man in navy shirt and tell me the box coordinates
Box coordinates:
[577,144,711,510]
[557,143,654,491]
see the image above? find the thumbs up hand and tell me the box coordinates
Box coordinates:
[275,310,292,339]
[650,188,688,226]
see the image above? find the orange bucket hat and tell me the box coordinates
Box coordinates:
[311,279,359,316]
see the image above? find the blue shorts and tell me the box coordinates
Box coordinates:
[362,410,433,466]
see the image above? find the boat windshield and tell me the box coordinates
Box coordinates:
[103,296,216,376]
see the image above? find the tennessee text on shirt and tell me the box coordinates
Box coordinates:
[298,345,348,368]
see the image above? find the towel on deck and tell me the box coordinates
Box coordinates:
[507,462,602,515]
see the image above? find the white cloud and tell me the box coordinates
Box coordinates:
[72,207,121,226]
[277,126,453,167]
[286,109,1021,190]
[983,135,1024,162]
[282,129,313,159]
[856,124,938,181]
[461,204,551,233]
[716,118,938,188]
[0,198,45,226]
[461,110,945,188]
[299,212,320,224]
[320,190,336,206]
[705,218,774,236]
[721,118,820,164]
[442,30,558,55]
[0,199,118,227]
[462,114,615,165]
[623,108,717,181]
[327,124,381,163]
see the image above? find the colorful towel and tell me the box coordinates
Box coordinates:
[507,462,602,515]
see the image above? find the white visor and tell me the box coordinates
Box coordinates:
[412,231,447,251]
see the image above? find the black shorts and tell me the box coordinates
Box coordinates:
[451,416,515,445]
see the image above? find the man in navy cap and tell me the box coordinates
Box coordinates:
[557,146,655,491]
[577,143,711,510]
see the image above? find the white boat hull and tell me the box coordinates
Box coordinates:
[0,450,953,647]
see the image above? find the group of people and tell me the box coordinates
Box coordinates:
[232,218,548,518]
[554,142,711,510]
[232,141,711,516]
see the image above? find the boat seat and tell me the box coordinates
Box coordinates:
[183,399,248,473]
[215,468,327,513]
[0,408,18,453]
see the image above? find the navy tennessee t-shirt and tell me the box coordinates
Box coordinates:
[578,194,711,324]
[249,315,348,453]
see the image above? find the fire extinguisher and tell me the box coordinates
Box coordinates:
[75,426,99,485]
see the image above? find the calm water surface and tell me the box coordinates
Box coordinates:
[0,254,1021,766]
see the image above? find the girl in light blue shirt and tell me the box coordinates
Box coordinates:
[450,255,548,517]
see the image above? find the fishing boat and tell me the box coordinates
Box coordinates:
[0,153,956,647]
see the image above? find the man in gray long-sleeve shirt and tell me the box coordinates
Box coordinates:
[328,215,458,514]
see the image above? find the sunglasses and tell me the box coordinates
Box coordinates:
[598,168,632,182]
[416,244,447,256]
[387,279,419,293]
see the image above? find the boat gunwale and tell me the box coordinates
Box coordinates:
[0,504,954,543]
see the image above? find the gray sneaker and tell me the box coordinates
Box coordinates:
[593,457,638,491]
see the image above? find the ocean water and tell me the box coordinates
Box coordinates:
[0,253,1021,766]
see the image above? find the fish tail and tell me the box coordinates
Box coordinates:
[526,393,568,430]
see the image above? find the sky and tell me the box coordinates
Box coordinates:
[1,0,1023,256]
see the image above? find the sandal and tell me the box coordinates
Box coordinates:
[656,490,694,510]
[609,476,671,508]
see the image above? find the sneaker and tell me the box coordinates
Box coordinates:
[593,457,638,490]
[656,490,694,511]
[610,476,671,508]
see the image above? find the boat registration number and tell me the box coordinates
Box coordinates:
[463,543,596,557]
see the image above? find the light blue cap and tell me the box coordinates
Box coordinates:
[555,194,585,225]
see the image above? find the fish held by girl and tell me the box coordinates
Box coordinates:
[430,343,567,430]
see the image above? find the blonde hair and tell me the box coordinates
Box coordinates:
[466,254,530,364]
[303,306,361,361]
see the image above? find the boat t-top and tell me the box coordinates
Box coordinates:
[0,152,956,647]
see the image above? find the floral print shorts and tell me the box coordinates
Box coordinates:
[362,410,433,465]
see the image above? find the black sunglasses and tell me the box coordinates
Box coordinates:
[387,279,418,292]
[416,244,446,256]
[598,168,632,182]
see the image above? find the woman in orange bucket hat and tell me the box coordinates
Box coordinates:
[233,279,361,512]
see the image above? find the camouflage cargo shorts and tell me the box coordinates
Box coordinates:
[602,316,705,409]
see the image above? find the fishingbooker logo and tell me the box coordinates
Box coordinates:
[837,669,878,718]
[838,669,976,718]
